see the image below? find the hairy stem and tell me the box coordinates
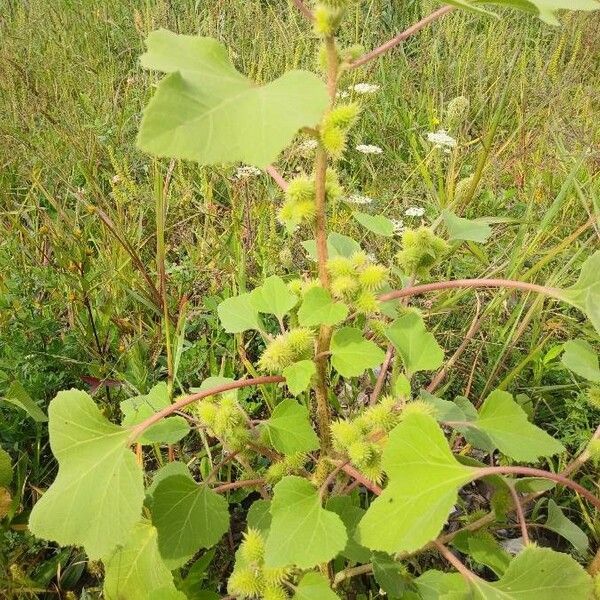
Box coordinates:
[266,165,288,190]
[507,482,529,545]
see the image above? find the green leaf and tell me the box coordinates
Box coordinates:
[451,530,510,577]
[442,210,492,243]
[298,286,348,327]
[0,448,12,488]
[282,360,316,396]
[103,521,181,600]
[28,390,144,559]
[469,546,592,599]
[326,495,370,563]
[250,275,298,318]
[151,474,230,567]
[393,373,411,398]
[247,499,272,534]
[264,476,347,568]
[385,312,444,374]
[262,399,319,455]
[544,499,588,553]
[352,211,394,237]
[465,390,564,461]
[2,380,47,422]
[301,232,361,260]
[146,461,192,503]
[556,251,600,334]
[372,552,415,596]
[330,327,386,378]
[292,572,341,600]
[121,383,189,445]
[138,30,328,167]
[561,339,600,382]
[414,570,469,599]
[217,293,262,333]
[514,477,556,493]
[356,411,476,554]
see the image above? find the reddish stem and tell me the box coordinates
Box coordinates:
[291,0,312,20]
[127,376,284,443]
[433,540,478,582]
[340,463,382,495]
[507,482,529,545]
[349,5,455,69]
[379,278,557,302]
[369,344,394,405]
[266,165,288,190]
[213,478,265,493]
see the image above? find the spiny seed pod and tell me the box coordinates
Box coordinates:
[228,567,264,598]
[347,440,374,465]
[325,168,343,201]
[358,264,388,290]
[287,278,303,297]
[193,401,218,428]
[316,43,329,73]
[396,227,449,277]
[287,327,315,354]
[282,451,309,471]
[331,419,362,451]
[401,400,437,419]
[445,95,470,131]
[350,250,370,270]
[362,396,399,432]
[586,386,600,410]
[453,174,475,206]
[360,447,384,483]
[311,458,331,487]
[262,584,289,600]
[320,0,354,7]
[588,439,600,465]
[320,122,346,158]
[367,318,388,342]
[224,426,250,451]
[279,247,293,268]
[295,199,317,221]
[265,461,287,484]
[340,43,365,63]
[262,566,292,587]
[301,278,321,295]
[313,4,343,36]
[259,329,313,373]
[327,255,355,277]
[241,528,265,564]
[355,290,379,314]
[286,176,315,203]
[331,275,358,299]
[326,103,360,129]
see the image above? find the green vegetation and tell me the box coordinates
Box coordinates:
[1,0,599,598]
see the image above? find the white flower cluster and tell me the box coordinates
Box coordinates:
[405,206,425,217]
[297,139,318,153]
[391,218,405,234]
[426,129,457,149]
[344,193,374,205]
[233,165,262,179]
[351,83,380,94]
[356,144,383,155]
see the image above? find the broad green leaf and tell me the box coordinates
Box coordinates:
[514,477,556,493]
[469,546,592,598]
[149,590,187,600]
[555,251,600,334]
[393,373,412,398]
[561,339,600,382]
[217,293,261,333]
[282,360,316,396]
[356,412,476,554]
[146,461,192,501]
[330,327,386,378]
[544,499,588,553]
[0,448,12,488]
[385,312,444,374]
[326,495,370,563]
[103,521,180,600]
[301,232,361,260]
[372,553,415,596]
[262,399,319,455]
[415,569,469,599]
[292,572,341,600]
[352,211,394,237]
[138,30,328,167]
[121,382,189,445]
[247,499,272,534]
[465,390,564,461]
[151,473,230,567]
[264,476,347,568]
[442,210,492,243]
[451,530,510,576]
[297,287,348,327]
[178,549,216,599]
[2,380,47,422]
[28,390,144,559]
[250,275,298,318]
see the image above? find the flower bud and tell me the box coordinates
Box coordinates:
[396,227,449,277]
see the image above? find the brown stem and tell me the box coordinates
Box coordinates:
[213,478,265,493]
[127,376,284,443]
[369,344,394,405]
[291,0,312,20]
[432,540,478,582]
[266,165,288,190]
[349,5,455,70]
[379,278,558,303]
[339,462,382,495]
[507,482,529,545]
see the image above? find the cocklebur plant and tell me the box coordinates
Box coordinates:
[27,1,600,598]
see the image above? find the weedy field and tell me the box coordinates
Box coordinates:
[0,0,599,598]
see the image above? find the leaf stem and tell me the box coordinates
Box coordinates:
[266,165,288,190]
[507,482,529,545]
[212,478,265,493]
[432,540,478,583]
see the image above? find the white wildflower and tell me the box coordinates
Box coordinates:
[336,90,350,99]
[391,218,404,234]
[297,139,318,154]
[426,129,457,148]
[405,206,425,217]
[345,193,374,205]
[234,165,262,179]
[351,83,380,94]
[356,144,383,155]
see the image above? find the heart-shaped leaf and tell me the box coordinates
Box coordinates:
[330,327,386,378]
[298,286,348,327]
[251,275,298,319]
[282,360,316,396]
[561,338,600,383]
[353,211,395,237]
[261,399,319,455]
[217,293,262,333]
[442,210,492,243]
[292,572,341,599]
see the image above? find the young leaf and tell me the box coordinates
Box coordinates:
[151,473,230,567]
[561,339,600,382]
[555,251,600,334]
[469,546,592,599]
[326,495,370,564]
[282,360,316,396]
[103,521,182,600]
[352,211,394,237]
[217,292,262,333]
[330,327,386,378]
[356,411,476,554]
[292,572,341,600]
[137,30,328,167]
[28,390,144,559]
[465,390,564,461]
[442,210,492,243]
[297,286,348,327]
[261,399,319,454]
[250,275,298,318]
[372,553,415,596]
[121,382,189,445]
[544,499,588,554]
[385,312,444,374]
[264,476,347,568]
[247,499,272,534]
[301,232,361,260]
[1,380,48,422]
[451,530,511,577]
[414,569,468,599]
